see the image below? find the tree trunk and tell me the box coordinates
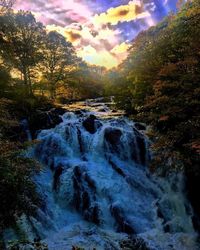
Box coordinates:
[27,67,33,96]
[50,84,56,100]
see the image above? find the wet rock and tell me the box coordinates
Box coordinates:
[185,169,200,232]
[82,191,90,211]
[109,159,126,178]
[120,236,149,250]
[73,166,100,224]
[110,205,135,234]
[112,109,117,113]
[84,173,96,190]
[134,122,146,131]
[132,129,147,165]
[164,224,170,233]
[74,109,87,115]
[98,108,107,112]
[105,128,122,145]
[51,107,66,116]
[29,108,64,138]
[82,115,97,134]
[90,204,100,224]
[77,128,83,153]
[53,166,63,191]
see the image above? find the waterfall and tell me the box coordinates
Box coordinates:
[14,100,198,250]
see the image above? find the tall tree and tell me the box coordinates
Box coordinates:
[0,11,45,94]
[42,31,77,99]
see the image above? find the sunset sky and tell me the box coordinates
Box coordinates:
[14,0,181,68]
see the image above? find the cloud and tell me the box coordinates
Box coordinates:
[77,45,119,69]
[14,0,179,68]
[15,0,92,26]
[93,0,150,26]
[111,42,130,55]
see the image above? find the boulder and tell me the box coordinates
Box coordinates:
[72,166,99,224]
[120,236,149,250]
[110,205,135,234]
[29,108,66,138]
[82,115,97,134]
[105,128,122,145]
[134,122,146,131]
[51,107,66,116]
[131,128,147,165]
[53,166,63,191]
[98,108,107,112]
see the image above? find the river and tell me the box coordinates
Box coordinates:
[12,98,199,249]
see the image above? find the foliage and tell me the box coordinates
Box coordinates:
[0,11,45,94]
[0,98,41,230]
[0,8,105,101]
[0,141,40,229]
[41,31,77,99]
[0,65,10,96]
[109,0,200,173]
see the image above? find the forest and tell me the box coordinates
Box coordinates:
[0,0,200,249]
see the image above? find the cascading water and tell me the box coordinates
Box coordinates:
[16,99,198,249]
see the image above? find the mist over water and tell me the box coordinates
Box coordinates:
[18,98,198,250]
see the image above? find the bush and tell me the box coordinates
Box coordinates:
[0,139,41,229]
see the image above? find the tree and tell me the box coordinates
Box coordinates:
[0,11,45,94]
[42,31,77,99]
[111,0,200,171]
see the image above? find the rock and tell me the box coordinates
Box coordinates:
[120,236,149,250]
[185,169,200,232]
[82,115,97,134]
[136,135,146,165]
[134,122,146,131]
[53,166,63,191]
[112,109,117,113]
[98,108,107,112]
[72,166,100,224]
[105,128,122,145]
[29,107,65,138]
[131,128,147,165]
[110,205,135,234]
[51,107,66,116]
[74,110,83,115]
[77,128,83,153]
[109,159,126,178]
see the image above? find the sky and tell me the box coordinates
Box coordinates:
[14,0,181,69]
